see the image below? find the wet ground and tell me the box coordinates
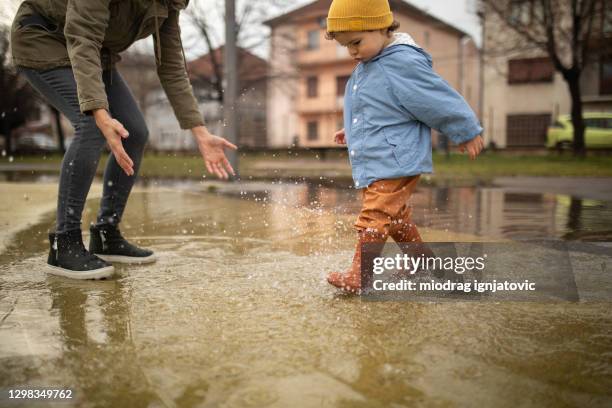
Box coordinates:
[1,178,611,407]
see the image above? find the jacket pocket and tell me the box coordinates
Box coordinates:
[18,13,59,33]
[383,125,418,168]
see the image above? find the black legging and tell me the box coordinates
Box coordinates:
[20,67,149,233]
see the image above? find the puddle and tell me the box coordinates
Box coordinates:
[0,180,611,407]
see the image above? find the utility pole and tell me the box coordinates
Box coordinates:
[223,0,239,177]
[477,5,485,135]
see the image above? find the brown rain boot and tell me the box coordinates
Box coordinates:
[389,219,428,247]
[327,230,387,293]
[389,207,433,253]
[389,211,436,277]
[389,212,453,282]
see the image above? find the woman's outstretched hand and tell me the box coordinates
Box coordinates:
[192,126,237,179]
[93,109,134,176]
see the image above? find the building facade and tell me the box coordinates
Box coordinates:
[481,1,612,148]
[265,0,481,148]
[145,47,268,151]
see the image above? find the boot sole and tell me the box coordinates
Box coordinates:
[94,253,157,264]
[46,264,115,280]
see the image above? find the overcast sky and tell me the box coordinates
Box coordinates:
[3,0,481,60]
[409,0,480,41]
[178,0,482,60]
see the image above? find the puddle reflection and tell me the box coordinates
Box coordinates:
[0,178,611,407]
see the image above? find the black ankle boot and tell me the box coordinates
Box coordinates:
[47,230,115,280]
[89,224,156,264]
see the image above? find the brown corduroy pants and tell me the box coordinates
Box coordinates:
[354,176,423,242]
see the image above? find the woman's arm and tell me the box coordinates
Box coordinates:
[64,0,112,113]
[155,9,203,130]
[65,0,139,175]
[156,9,236,179]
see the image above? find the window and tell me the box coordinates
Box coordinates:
[584,118,607,129]
[506,113,551,147]
[603,2,612,34]
[307,30,319,50]
[550,120,566,129]
[307,121,319,141]
[317,17,327,29]
[509,0,534,25]
[306,76,318,98]
[583,118,598,128]
[508,57,554,84]
[336,75,350,96]
[424,31,430,47]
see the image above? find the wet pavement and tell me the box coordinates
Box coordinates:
[1,179,611,407]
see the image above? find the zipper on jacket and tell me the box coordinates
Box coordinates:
[154,0,162,67]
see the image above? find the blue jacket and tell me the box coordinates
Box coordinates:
[344,43,483,188]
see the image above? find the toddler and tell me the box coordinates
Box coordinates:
[325,0,485,293]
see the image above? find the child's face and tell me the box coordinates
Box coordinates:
[334,30,392,62]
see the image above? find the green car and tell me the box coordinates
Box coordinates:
[547,113,612,148]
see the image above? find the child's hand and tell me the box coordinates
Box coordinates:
[334,128,346,145]
[459,135,484,160]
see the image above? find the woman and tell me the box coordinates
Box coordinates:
[11,0,237,280]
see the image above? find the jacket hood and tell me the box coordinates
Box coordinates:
[369,32,432,66]
[387,32,420,48]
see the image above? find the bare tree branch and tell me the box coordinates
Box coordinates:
[480,0,609,155]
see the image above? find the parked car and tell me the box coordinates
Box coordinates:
[15,133,58,153]
[547,112,612,149]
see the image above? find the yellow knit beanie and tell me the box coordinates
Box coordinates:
[327,0,394,33]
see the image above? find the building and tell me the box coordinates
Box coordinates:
[145,47,268,151]
[481,1,612,148]
[10,102,73,153]
[117,51,161,118]
[188,46,268,148]
[264,0,481,148]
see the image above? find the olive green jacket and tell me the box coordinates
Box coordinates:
[10,0,204,129]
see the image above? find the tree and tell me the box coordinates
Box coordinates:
[480,0,612,156]
[0,26,39,154]
[184,0,295,103]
